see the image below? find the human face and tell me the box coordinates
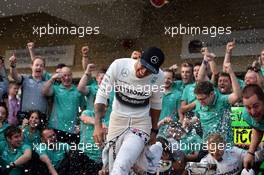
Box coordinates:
[32,58,44,78]
[131,51,141,60]
[218,76,232,94]
[61,67,72,88]
[42,129,57,144]
[134,60,152,78]
[243,94,264,122]
[208,143,225,161]
[245,71,258,85]
[196,92,214,106]
[181,66,193,84]
[8,132,23,148]
[9,84,19,97]
[29,112,40,128]
[193,65,200,81]
[96,73,105,85]
[0,106,7,123]
[164,71,173,89]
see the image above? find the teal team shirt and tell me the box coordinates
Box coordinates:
[79,110,101,161]
[172,80,192,93]
[22,126,41,147]
[242,108,264,131]
[0,141,31,175]
[180,130,202,155]
[194,90,232,142]
[85,84,98,111]
[35,142,69,168]
[0,122,9,142]
[181,83,196,105]
[48,84,85,133]
[159,89,181,136]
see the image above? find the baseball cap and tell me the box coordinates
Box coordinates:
[140,47,165,74]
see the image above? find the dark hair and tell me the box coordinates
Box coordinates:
[194,81,214,95]
[0,102,8,118]
[157,136,171,154]
[181,62,193,69]
[40,127,54,138]
[4,126,22,139]
[28,110,44,129]
[194,62,202,68]
[242,84,264,102]
[218,72,231,81]
[56,63,66,69]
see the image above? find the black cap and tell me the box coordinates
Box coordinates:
[140,47,165,74]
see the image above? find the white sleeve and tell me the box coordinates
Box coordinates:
[150,74,164,110]
[95,60,117,105]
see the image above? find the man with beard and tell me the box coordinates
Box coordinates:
[194,63,241,142]
[93,47,165,174]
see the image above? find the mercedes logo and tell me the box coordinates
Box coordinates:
[150,56,159,64]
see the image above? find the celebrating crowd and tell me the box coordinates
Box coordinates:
[0,41,264,175]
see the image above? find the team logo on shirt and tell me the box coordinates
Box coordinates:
[121,68,129,77]
[150,56,159,64]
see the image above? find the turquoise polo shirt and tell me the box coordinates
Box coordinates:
[85,84,98,111]
[0,141,31,175]
[172,80,192,93]
[35,142,69,168]
[242,108,264,131]
[22,126,41,147]
[0,122,9,142]
[79,110,101,161]
[158,89,181,136]
[181,83,196,105]
[194,90,231,141]
[261,67,264,77]
[48,84,85,133]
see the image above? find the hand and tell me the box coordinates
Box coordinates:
[27,42,35,50]
[51,73,62,81]
[9,54,17,65]
[163,116,173,124]
[22,118,29,128]
[81,46,89,57]
[93,124,105,148]
[148,132,157,145]
[243,153,254,170]
[169,64,178,71]
[85,63,96,75]
[223,62,232,74]
[226,40,235,53]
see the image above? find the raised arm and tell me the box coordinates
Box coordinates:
[77,63,96,95]
[223,41,235,71]
[9,54,22,83]
[27,42,35,61]
[224,63,241,104]
[42,73,60,96]
[81,46,89,70]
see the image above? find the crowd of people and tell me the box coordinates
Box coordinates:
[0,41,264,175]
